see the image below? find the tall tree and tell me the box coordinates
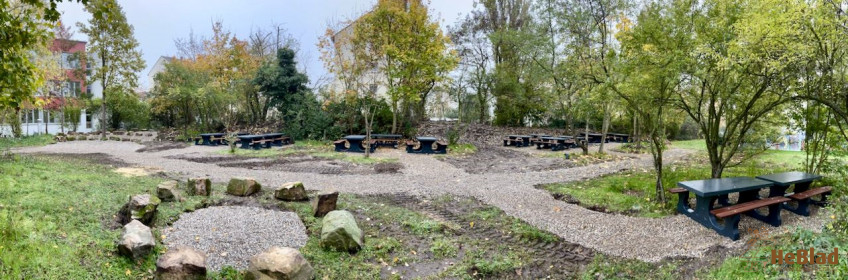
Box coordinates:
[614,0,691,202]
[677,0,807,178]
[353,0,458,133]
[449,13,495,123]
[77,0,145,138]
[254,48,320,139]
[475,0,538,126]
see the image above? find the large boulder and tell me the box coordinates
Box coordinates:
[245,247,314,280]
[320,210,363,253]
[155,246,207,280]
[226,177,261,196]
[117,220,155,259]
[120,194,160,225]
[157,181,181,202]
[274,182,308,201]
[187,178,211,196]
[312,191,338,217]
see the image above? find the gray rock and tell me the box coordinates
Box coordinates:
[320,210,363,253]
[312,190,338,217]
[157,181,180,202]
[274,182,308,201]
[156,246,207,280]
[246,247,314,280]
[187,178,211,196]
[226,177,261,196]
[120,194,160,225]
[117,220,155,259]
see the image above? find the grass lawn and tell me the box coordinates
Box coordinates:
[0,147,591,279]
[0,134,55,150]
[215,140,397,164]
[540,140,815,218]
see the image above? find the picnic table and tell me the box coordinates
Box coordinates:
[237,133,291,149]
[577,132,606,143]
[757,172,827,216]
[406,136,447,154]
[503,135,531,147]
[199,133,226,145]
[674,177,790,240]
[608,133,630,143]
[370,134,402,148]
[536,136,574,151]
[529,134,551,144]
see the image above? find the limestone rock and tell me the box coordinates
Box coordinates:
[274,182,307,201]
[226,177,261,196]
[120,194,160,225]
[117,220,155,259]
[157,181,180,202]
[245,247,314,280]
[187,178,212,196]
[155,246,207,280]
[312,191,338,217]
[320,210,363,253]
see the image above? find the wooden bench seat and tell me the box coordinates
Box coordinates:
[669,187,687,193]
[710,196,791,219]
[789,186,832,200]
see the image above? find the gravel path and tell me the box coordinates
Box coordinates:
[17,141,826,262]
[161,206,308,271]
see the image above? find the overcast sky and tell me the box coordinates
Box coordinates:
[56,0,476,91]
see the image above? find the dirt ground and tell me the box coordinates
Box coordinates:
[167,153,403,175]
[440,143,633,174]
[28,151,738,279]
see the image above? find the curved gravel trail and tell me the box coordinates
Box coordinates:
[16,141,826,262]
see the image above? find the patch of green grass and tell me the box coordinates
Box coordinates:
[465,205,558,243]
[671,139,707,151]
[466,249,526,277]
[277,195,446,279]
[216,140,396,164]
[0,134,55,149]
[542,144,808,218]
[0,155,174,279]
[581,254,678,280]
[430,237,458,259]
[449,143,477,156]
[706,228,848,279]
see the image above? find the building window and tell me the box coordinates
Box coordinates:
[65,81,81,97]
[61,52,80,69]
[85,111,92,129]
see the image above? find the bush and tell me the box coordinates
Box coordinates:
[825,195,848,239]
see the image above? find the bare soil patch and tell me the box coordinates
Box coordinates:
[135,141,187,153]
[37,152,130,167]
[169,153,403,175]
[439,145,577,174]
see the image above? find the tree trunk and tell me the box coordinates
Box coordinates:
[60,107,65,134]
[654,155,665,203]
[391,101,398,134]
[599,102,610,154]
[582,117,590,155]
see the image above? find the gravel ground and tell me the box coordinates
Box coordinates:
[16,141,828,262]
[160,206,308,271]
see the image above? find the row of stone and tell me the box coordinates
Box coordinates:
[155,245,313,280]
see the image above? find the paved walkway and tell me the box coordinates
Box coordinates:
[16,141,826,262]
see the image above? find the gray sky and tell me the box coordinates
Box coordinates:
[56,0,476,91]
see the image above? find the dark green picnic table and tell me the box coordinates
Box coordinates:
[676,177,782,240]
